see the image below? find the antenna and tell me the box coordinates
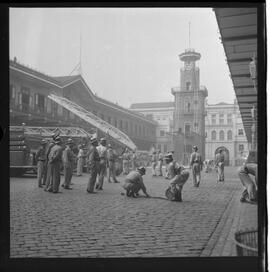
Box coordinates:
[189,22,191,48]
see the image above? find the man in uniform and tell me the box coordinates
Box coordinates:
[36,139,47,188]
[86,137,100,193]
[238,150,257,203]
[151,151,158,177]
[62,138,77,190]
[190,146,203,187]
[76,144,84,176]
[122,166,150,198]
[130,150,138,171]
[165,154,189,201]
[95,138,108,190]
[44,132,60,191]
[122,148,130,175]
[157,150,163,177]
[215,149,225,182]
[48,136,63,193]
[107,144,119,183]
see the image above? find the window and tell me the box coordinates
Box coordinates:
[219,114,224,125]
[227,130,232,140]
[36,94,45,112]
[57,105,63,116]
[185,101,191,113]
[135,124,137,135]
[238,129,244,136]
[160,130,165,137]
[63,108,69,119]
[138,126,141,135]
[219,130,224,141]
[52,101,58,117]
[185,123,191,135]
[108,116,111,124]
[186,82,191,91]
[125,121,128,132]
[239,144,244,151]
[21,87,30,112]
[10,84,15,100]
[119,120,123,129]
[211,130,216,140]
[227,113,232,124]
[46,99,51,113]
[194,122,198,132]
[211,114,216,125]
[100,114,104,120]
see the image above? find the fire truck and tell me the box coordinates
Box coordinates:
[10,125,92,177]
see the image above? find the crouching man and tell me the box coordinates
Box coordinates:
[122,167,150,198]
[165,154,189,201]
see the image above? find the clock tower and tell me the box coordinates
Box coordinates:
[171,48,208,164]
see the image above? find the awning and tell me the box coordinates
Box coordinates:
[48,94,137,150]
[214,7,257,143]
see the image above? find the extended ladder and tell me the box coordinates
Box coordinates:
[48,94,137,150]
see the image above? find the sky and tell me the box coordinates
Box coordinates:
[10,8,236,108]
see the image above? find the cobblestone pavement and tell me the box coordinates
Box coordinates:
[10,166,249,258]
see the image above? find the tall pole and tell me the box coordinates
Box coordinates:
[189,22,191,48]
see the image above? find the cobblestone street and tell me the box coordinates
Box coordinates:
[10,166,254,258]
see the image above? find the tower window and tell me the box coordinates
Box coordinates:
[186,82,191,91]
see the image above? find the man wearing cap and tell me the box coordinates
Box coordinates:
[76,144,84,176]
[107,144,119,183]
[165,151,174,179]
[122,167,150,198]
[48,136,63,193]
[165,154,189,201]
[190,146,203,187]
[122,148,130,175]
[44,132,60,191]
[215,149,225,182]
[62,138,77,190]
[238,150,257,203]
[95,138,108,190]
[157,150,164,177]
[36,139,47,188]
[151,151,158,177]
[86,137,100,193]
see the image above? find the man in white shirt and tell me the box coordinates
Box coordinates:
[95,138,108,190]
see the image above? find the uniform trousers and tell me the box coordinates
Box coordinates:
[192,163,201,186]
[108,160,116,182]
[45,162,53,190]
[151,162,157,176]
[64,165,73,188]
[123,160,129,175]
[87,166,98,192]
[96,159,106,189]
[51,162,61,193]
[37,160,45,186]
[77,157,83,176]
[217,162,225,181]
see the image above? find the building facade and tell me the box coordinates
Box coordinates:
[205,101,248,166]
[9,58,157,151]
[171,48,208,164]
[130,102,174,153]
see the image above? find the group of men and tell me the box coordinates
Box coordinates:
[35,133,120,194]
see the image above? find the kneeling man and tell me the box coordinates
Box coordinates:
[123,167,150,198]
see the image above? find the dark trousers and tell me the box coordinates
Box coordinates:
[87,167,98,192]
[51,162,61,193]
[45,162,53,190]
[64,165,73,188]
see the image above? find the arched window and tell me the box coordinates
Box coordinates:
[211,130,216,140]
[219,130,224,141]
[227,130,232,140]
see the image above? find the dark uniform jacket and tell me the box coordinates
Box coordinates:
[87,146,100,169]
[62,146,76,168]
[48,144,63,164]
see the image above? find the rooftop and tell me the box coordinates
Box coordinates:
[130,102,174,109]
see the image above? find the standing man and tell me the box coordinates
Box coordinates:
[107,144,119,183]
[76,144,84,176]
[164,154,189,201]
[130,150,138,171]
[86,137,100,194]
[151,151,158,177]
[122,148,130,175]
[62,138,76,190]
[44,132,60,191]
[48,136,63,193]
[36,139,47,188]
[190,146,203,187]
[96,138,108,190]
[157,150,164,177]
[215,149,225,182]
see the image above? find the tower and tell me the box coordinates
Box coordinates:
[171,48,208,164]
